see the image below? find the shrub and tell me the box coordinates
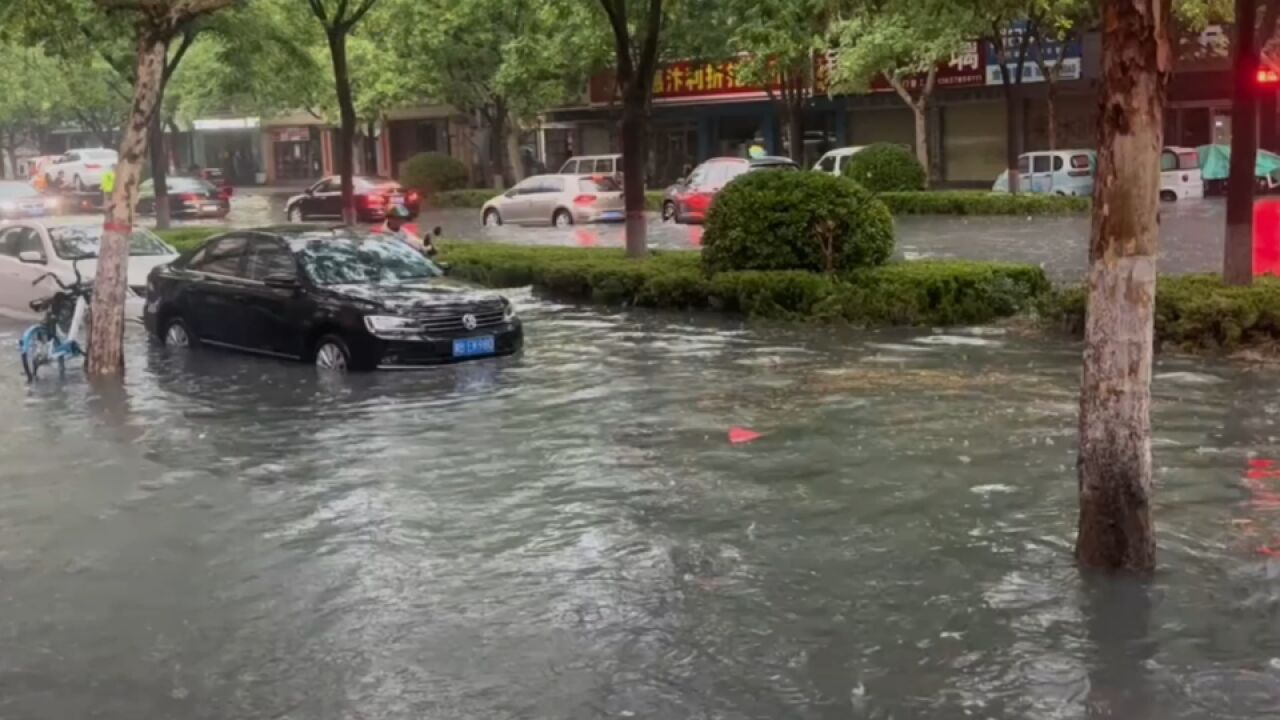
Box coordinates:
[879,191,1089,215]
[156,227,221,253]
[1042,274,1280,351]
[399,153,469,195]
[701,171,894,274]
[439,243,1048,326]
[843,143,926,192]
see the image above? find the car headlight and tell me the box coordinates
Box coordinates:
[364,315,419,336]
[503,301,518,322]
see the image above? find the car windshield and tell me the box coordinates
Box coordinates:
[300,236,442,286]
[49,226,174,259]
[0,183,37,199]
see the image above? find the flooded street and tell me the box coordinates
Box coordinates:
[197,189,1232,281]
[2,299,1280,719]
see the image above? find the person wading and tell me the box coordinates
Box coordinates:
[372,204,437,257]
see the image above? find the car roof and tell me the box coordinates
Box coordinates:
[826,146,867,156]
[565,154,621,160]
[749,156,799,166]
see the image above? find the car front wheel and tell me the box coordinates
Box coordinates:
[314,334,352,372]
[161,316,196,348]
[287,205,303,222]
[483,209,502,227]
[662,201,675,222]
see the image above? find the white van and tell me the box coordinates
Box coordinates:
[812,146,867,176]
[1160,146,1203,201]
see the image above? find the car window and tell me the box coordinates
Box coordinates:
[593,159,612,174]
[0,227,40,258]
[687,164,710,188]
[1053,156,1065,171]
[1070,154,1092,170]
[192,236,248,276]
[63,152,79,163]
[1018,155,1032,174]
[818,155,836,172]
[560,160,578,174]
[510,177,539,195]
[245,238,297,281]
[1177,150,1199,170]
[313,179,337,193]
[1161,151,1178,172]
[718,162,749,185]
[538,177,564,193]
[1032,155,1051,173]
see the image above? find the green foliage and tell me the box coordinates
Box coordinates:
[155,227,221,253]
[878,191,1090,215]
[439,243,1049,325]
[1045,275,1280,352]
[400,153,469,195]
[827,0,970,95]
[702,171,894,274]
[843,143,926,192]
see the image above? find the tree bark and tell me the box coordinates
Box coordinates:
[504,117,525,185]
[1226,0,1259,285]
[86,33,168,378]
[1076,0,1171,573]
[787,92,805,164]
[327,29,358,225]
[148,86,171,230]
[1046,76,1059,150]
[620,97,648,258]
[888,69,934,188]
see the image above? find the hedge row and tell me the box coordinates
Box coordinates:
[1045,275,1280,351]
[439,243,1050,326]
[878,191,1090,215]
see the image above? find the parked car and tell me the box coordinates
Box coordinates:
[0,220,177,321]
[992,149,1096,196]
[812,146,868,176]
[481,174,624,227]
[559,154,623,181]
[144,226,522,371]
[0,181,59,220]
[197,167,230,190]
[285,176,421,223]
[1160,146,1204,201]
[671,156,799,224]
[42,148,118,191]
[137,176,231,218]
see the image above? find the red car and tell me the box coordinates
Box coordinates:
[285,175,422,223]
[671,156,799,224]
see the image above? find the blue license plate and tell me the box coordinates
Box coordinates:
[453,335,495,358]
[599,211,623,221]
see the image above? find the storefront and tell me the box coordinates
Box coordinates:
[267,126,321,182]
[191,117,263,184]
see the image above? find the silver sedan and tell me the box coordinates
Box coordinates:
[481,174,624,227]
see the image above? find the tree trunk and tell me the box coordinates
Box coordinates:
[786,84,805,163]
[620,95,648,258]
[1076,0,1171,573]
[4,142,17,180]
[1046,77,1059,150]
[504,117,525,185]
[489,103,509,186]
[149,88,171,230]
[912,104,929,184]
[1226,0,1259,285]
[327,29,357,225]
[87,34,168,378]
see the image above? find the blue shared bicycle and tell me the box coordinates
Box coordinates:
[18,261,91,381]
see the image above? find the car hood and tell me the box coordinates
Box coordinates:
[318,278,504,312]
[64,255,177,286]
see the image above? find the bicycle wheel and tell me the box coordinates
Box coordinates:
[19,325,54,381]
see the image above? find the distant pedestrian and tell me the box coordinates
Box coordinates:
[101,164,116,206]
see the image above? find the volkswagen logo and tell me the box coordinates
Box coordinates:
[461,314,478,331]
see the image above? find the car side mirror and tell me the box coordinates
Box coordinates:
[263,274,299,290]
[18,251,45,265]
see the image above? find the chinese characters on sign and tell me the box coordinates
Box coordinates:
[589,58,778,105]
[869,41,986,92]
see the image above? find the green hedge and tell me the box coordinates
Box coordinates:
[702,171,894,273]
[439,243,1049,325]
[399,152,469,194]
[1045,275,1280,351]
[881,191,1090,215]
[844,143,926,192]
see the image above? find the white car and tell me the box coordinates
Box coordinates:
[812,146,868,176]
[43,148,118,191]
[0,219,178,321]
[1160,146,1204,201]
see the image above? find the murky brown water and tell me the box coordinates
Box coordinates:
[1,296,1279,719]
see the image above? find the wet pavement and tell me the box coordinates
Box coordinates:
[184,188,1232,281]
[2,300,1280,718]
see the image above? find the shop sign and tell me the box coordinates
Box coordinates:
[862,41,987,93]
[984,22,1082,85]
[271,127,310,143]
[589,57,777,105]
[193,117,260,131]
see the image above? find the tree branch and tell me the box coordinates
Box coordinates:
[163,26,197,84]
[347,0,380,28]
[599,0,634,78]
[636,0,664,82]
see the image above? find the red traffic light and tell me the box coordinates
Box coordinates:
[1258,68,1280,84]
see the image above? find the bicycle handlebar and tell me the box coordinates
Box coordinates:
[30,259,86,291]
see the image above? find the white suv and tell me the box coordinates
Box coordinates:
[43,148,118,191]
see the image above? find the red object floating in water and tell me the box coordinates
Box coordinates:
[575,229,598,247]
[729,427,762,444]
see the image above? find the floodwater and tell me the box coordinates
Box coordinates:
[2,298,1280,719]
[201,189,1231,281]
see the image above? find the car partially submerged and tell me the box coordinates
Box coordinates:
[145,225,522,371]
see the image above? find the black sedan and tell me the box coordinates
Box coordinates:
[137,176,230,218]
[286,176,421,223]
[144,226,523,371]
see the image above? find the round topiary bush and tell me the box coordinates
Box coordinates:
[701,171,895,274]
[399,152,469,195]
[842,143,926,192]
